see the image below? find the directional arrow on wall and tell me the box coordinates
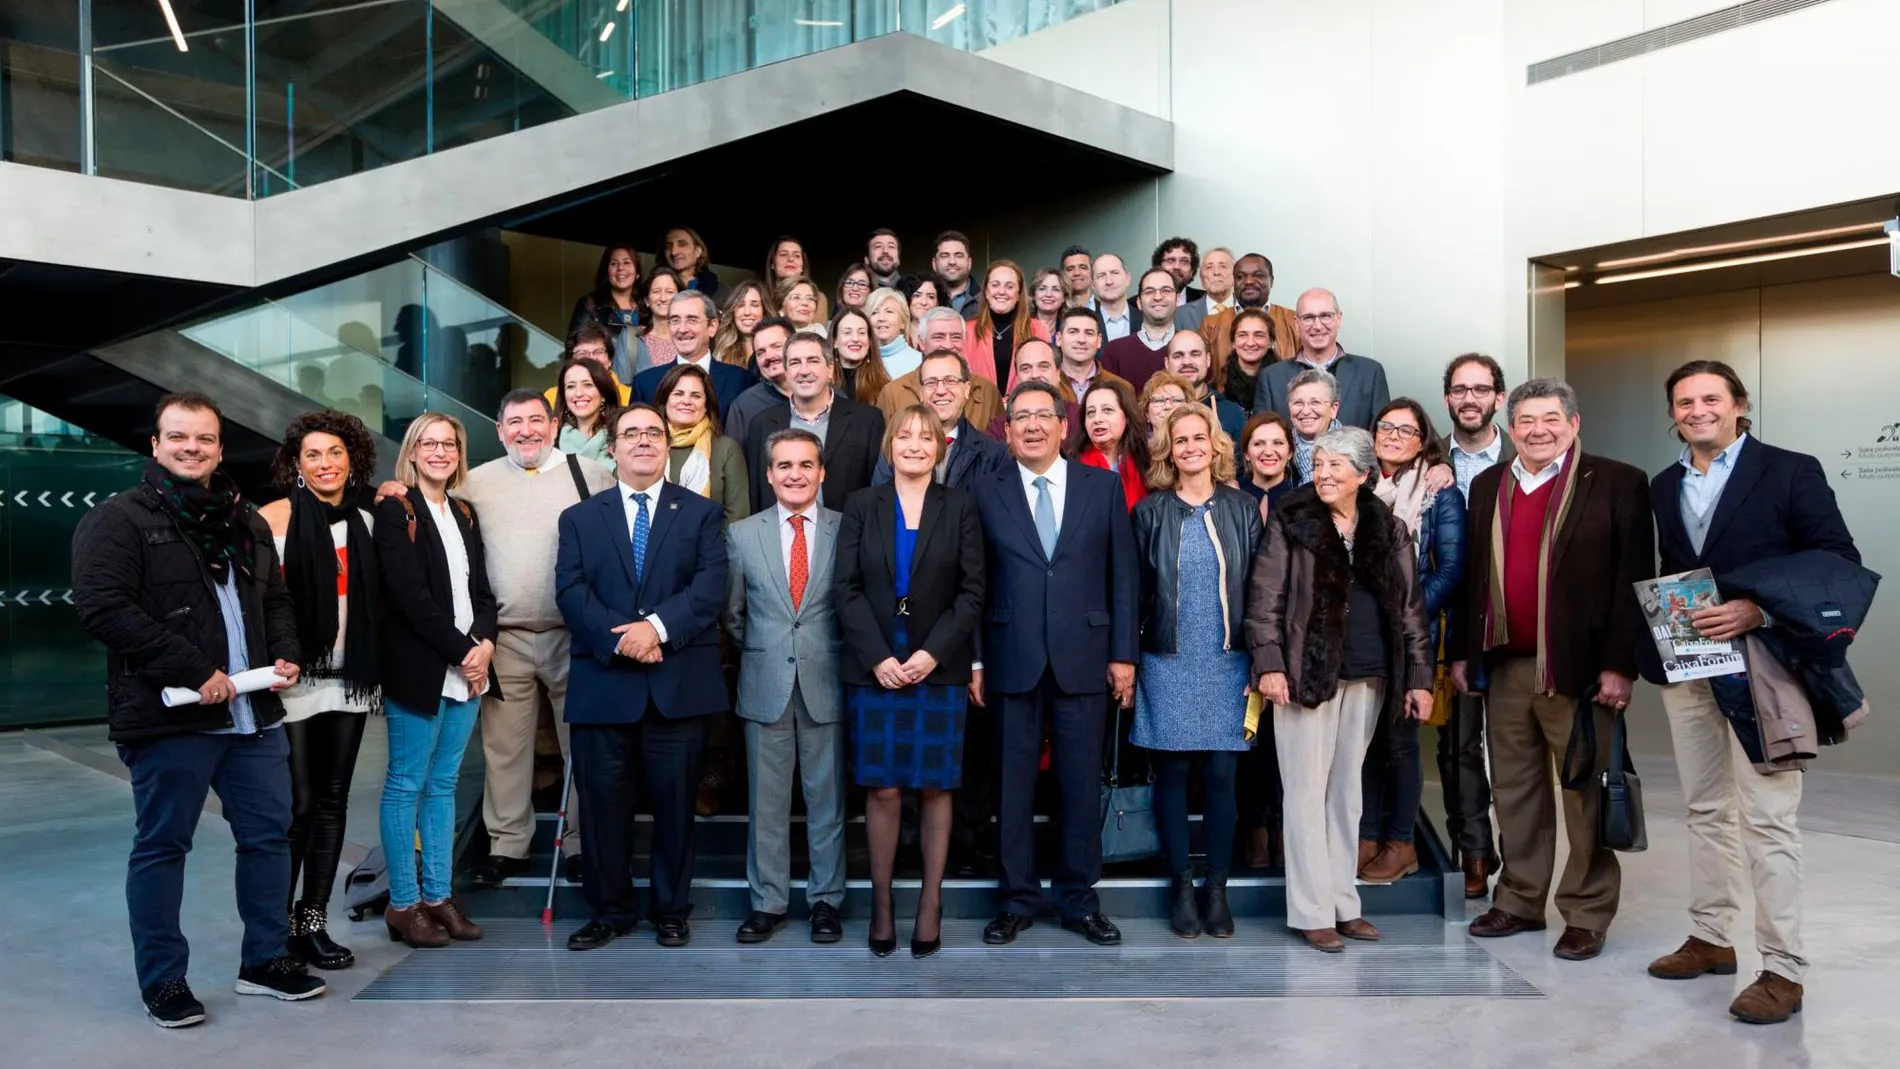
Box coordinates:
[0,489,110,508]
[0,590,73,606]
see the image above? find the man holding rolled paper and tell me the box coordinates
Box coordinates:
[72,392,319,1030]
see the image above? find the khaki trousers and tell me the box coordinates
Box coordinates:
[482,628,579,859]
[1276,679,1382,932]
[1661,678,1806,981]
[1487,655,1620,931]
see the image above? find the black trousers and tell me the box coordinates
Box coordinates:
[573,714,708,926]
[285,711,367,912]
[1237,710,1284,833]
[1437,693,1496,861]
[951,696,1000,854]
[997,667,1105,921]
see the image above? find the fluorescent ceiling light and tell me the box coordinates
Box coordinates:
[1594,236,1888,284]
[795,19,844,27]
[595,69,614,79]
[1563,280,1581,289]
[157,0,189,52]
[1594,222,1885,270]
[599,22,615,42]
[616,0,629,10]
[932,4,967,30]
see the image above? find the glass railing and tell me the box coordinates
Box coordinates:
[1,1,1127,196]
[180,256,567,459]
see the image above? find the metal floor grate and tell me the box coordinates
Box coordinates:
[356,918,1540,1001]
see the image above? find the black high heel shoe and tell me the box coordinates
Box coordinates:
[910,903,942,959]
[870,887,897,957]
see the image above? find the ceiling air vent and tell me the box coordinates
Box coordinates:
[1528,0,1836,85]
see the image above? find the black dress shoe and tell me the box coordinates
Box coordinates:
[809,902,844,944]
[654,916,692,947]
[288,904,354,970]
[466,855,529,888]
[566,918,632,951]
[981,912,1034,945]
[735,911,788,944]
[1062,913,1122,946]
[562,855,585,885]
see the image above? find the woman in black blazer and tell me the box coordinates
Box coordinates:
[835,404,986,958]
[373,413,498,950]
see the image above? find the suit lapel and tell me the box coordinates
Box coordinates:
[637,482,682,596]
[944,422,973,487]
[1050,466,1087,561]
[910,484,943,573]
[999,467,1048,563]
[1549,453,1597,573]
[756,511,796,618]
[597,487,639,591]
[819,400,851,467]
[870,485,897,585]
[1701,439,1766,555]
[1653,464,1693,565]
[807,509,841,608]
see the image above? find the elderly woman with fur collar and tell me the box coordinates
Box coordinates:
[1244,426,1434,953]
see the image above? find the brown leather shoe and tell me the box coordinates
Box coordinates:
[1356,839,1381,877]
[1244,827,1273,870]
[1301,927,1345,953]
[1361,842,1418,885]
[1729,971,1803,1025]
[1468,907,1546,938]
[1553,926,1605,961]
[423,897,485,942]
[1647,935,1737,980]
[385,904,450,948]
[1462,855,1491,899]
[1336,918,1381,941]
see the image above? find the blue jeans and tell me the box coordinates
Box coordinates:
[118,728,293,991]
[381,695,480,909]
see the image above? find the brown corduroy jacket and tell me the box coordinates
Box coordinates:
[875,368,1002,432]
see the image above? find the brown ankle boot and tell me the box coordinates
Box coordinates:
[1356,839,1381,877]
[1361,841,1419,884]
[1729,971,1803,1024]
[385,904,450,948]
[1462,855,1491,899]
[423,897,485,941]
[1647,935,1737,979]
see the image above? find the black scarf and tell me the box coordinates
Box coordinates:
[142,461,253,583]
[285,485,380,703]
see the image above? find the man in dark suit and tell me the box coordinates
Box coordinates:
[1447,378,1652,964]
[742,331,885,515]
[1640,361,1857,1025]
[872,350,1009,490]
[1252,288,1390,429]
[972,380,1139,947]
[631,291,757,423]
[555,402,729,951]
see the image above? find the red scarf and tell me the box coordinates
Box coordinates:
[1078,444,1145,512]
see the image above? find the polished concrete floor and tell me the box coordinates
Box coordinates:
[2,726,1895,1068]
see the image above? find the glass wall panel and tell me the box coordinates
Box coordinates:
[0,5,84,171]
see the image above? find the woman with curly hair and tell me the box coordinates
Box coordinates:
[256,409,381,971]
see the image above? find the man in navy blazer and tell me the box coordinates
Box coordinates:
[972,380,1139,947]
[629,291,757,423]
[1640,361,1857,1026]
[555,402,728,952]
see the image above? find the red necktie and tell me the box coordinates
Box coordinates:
[788,514,808,613]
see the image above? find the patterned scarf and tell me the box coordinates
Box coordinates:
[667,416,715,497]
[1482,441,1583,693]
[1292,419,1342,484]
[141,460,253,583]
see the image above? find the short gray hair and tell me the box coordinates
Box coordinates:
[1312,426,1376,477]
[1506,377,1579,423]
[1287,367,1340,404]
[670,290,718,322]
[917,306,966,338]
[764,428,822,465]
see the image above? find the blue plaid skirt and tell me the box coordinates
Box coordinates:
[848,617,967,790]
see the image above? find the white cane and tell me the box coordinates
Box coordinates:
[541,753,574,926]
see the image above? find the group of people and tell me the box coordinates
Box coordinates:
[73,227,1857,1032]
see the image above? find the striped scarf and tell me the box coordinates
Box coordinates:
[1482,442,1582,694]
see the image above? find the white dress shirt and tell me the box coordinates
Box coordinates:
[776,502,820,580]
[680,350,713,374]
[1511,450,1567,495]
[424,497,482,701]
[1017,457,1069,529]
[620,479,671,642]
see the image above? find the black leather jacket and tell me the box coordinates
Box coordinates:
[1132,485,1263,655]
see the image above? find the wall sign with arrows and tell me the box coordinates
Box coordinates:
[1838,425,1900,482]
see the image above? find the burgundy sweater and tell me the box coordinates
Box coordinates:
[1502,478,1558,653]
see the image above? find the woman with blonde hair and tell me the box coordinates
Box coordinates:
[865,286,922,380]
[962,259,1046,386]
[1132,405,1259,939]
[374,413,496,949]
[775,274,826,337]
[713,279,772,367]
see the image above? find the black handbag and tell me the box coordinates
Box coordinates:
[1560,686,1648,853]
[1100,705,1160,863]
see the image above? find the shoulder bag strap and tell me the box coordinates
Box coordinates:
[567,452,592,502]
[1559,684,1601,791]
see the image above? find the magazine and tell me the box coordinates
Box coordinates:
[1635,569,1744,683]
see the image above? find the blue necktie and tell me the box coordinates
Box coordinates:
[1032,475,1058,559]
[630,491,651,586]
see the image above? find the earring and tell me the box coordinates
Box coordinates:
[297,474,307,489]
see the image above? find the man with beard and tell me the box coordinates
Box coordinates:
[933,231,980,319]
[1099,268,1180,390]
[722,317,796,449]
[1164,329,1245,439]
[1151,236,1205,308]
[1202,253,1300,368]
[1438,353,1512,900]
[867,229,903,289]
[1061,245,1094,306]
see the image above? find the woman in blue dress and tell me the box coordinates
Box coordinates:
[1131,405,1262,939]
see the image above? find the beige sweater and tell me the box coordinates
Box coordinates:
[457,450,615,630]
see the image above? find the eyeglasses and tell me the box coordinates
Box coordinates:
[616,427,667,443]
[1447,385,1497,400]
[1374,421,1422,440]
[1139,287,1176,298]
[841,279,871,291]
[415,439,460,454]
[1290,399,1335,412]
[1147,395,1187,409]
[1009,410,1062,425]
[1296,311,1339,326]
[919,377,967,390]
[571,347,610,362]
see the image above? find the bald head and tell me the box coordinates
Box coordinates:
[1012,338,1061,389]
[1294,288,1343,360]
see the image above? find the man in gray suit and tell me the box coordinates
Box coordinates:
[1251,287,1392,429]
[723,428,847,945]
